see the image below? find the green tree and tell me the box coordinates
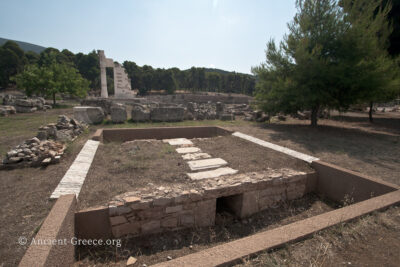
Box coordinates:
[75,50,100,89]
[253,0,399,126]
[13,63,89,105]
[342,0,400,121]
[0,41,26,87]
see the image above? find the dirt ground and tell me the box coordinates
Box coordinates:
[194,135,313,173]
[0,128,90,267]
[228,112,400,186]
[75,194,335,266]
[78,135,312,209]
[1,108,399,266]
[78,140,190,209]
[236,206,400,267]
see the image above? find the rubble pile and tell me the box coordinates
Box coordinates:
[1,115,86,168]
[2,137,65,167]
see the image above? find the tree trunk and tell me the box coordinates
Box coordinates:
[311,106,319,127]
[369,101,373,123]
[53,93,56,105]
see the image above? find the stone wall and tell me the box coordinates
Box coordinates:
[107,169,314,238]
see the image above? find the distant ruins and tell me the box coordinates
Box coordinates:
[98,50,137,99]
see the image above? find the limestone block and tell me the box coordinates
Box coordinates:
[150,107,184,122]
[182,153,211,161]
[110,215,128,226]
[240,191,259,217]
[219,113,235,121]
[15,105,37,113]
[73,106,104,124]
[111,104,127,123]
[141,220,161,234]
[165,205,183,213]
[187,158,228,171]
[161,217,178,228]
[176,147,201,154]
[194,199,216,227]
[131,107,150,122]
[112,222,140,238]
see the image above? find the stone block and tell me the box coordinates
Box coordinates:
[15,99,35,107]
[195,199,216,227]
[187,158,228,171]
[15,105,37,113]
[130,201,151,210]
[110,215,128,226]
[112,222,140,238]
[179,213,195,226]
[153,197,172,206]
[109,205,131,216]
[123,196,140,204]
[176,147,201,154]
[74,106,104,124]
[165,205,183,214]
[219,113,235,121]
[240,191,259,217]
[161,217,178,228]
[131,107,150,122]
[141,220,161,234]
[111,104,127,123]
[137,207,164,220]
[150,107,184,122]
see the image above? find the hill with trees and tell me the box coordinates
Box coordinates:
[0,37,46,54]
[0,39,256,96]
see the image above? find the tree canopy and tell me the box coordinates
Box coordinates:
[253,0,400,126]
[13,62,90,105]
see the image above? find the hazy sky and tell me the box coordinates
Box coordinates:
[0,0,297,74]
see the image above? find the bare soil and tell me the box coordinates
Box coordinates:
[0,132,90,267]
[75,194,335,266]
[78,140,190,209]
[1,108,399,266]
[78,136,313,209]
[194,135,313,173]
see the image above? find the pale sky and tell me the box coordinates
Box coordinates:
[0,0,297,74]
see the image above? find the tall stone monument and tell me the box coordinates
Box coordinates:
[98,50,137,99]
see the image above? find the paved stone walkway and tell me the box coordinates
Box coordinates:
[163,138,238,180]
[50,140,99,199]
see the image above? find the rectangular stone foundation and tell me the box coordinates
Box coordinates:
[108,169,315,238]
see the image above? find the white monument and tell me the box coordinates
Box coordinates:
[98,50,137,99]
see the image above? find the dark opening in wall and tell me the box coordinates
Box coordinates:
[216,194,244,224]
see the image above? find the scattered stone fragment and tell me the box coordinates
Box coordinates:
[126,256,137,266]
[176,147,201,154]
[167,256,172,261]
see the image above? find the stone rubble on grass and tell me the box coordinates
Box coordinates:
[1,115,86,169]
[37,115,86,142]
[0,105,16,116]
[2,138,65,168]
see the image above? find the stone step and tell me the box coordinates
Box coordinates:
[187,158,228,171]
[176,147,201,154]
[163,138,193,146]
[187,167,238,180]
[182,152,212,161]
